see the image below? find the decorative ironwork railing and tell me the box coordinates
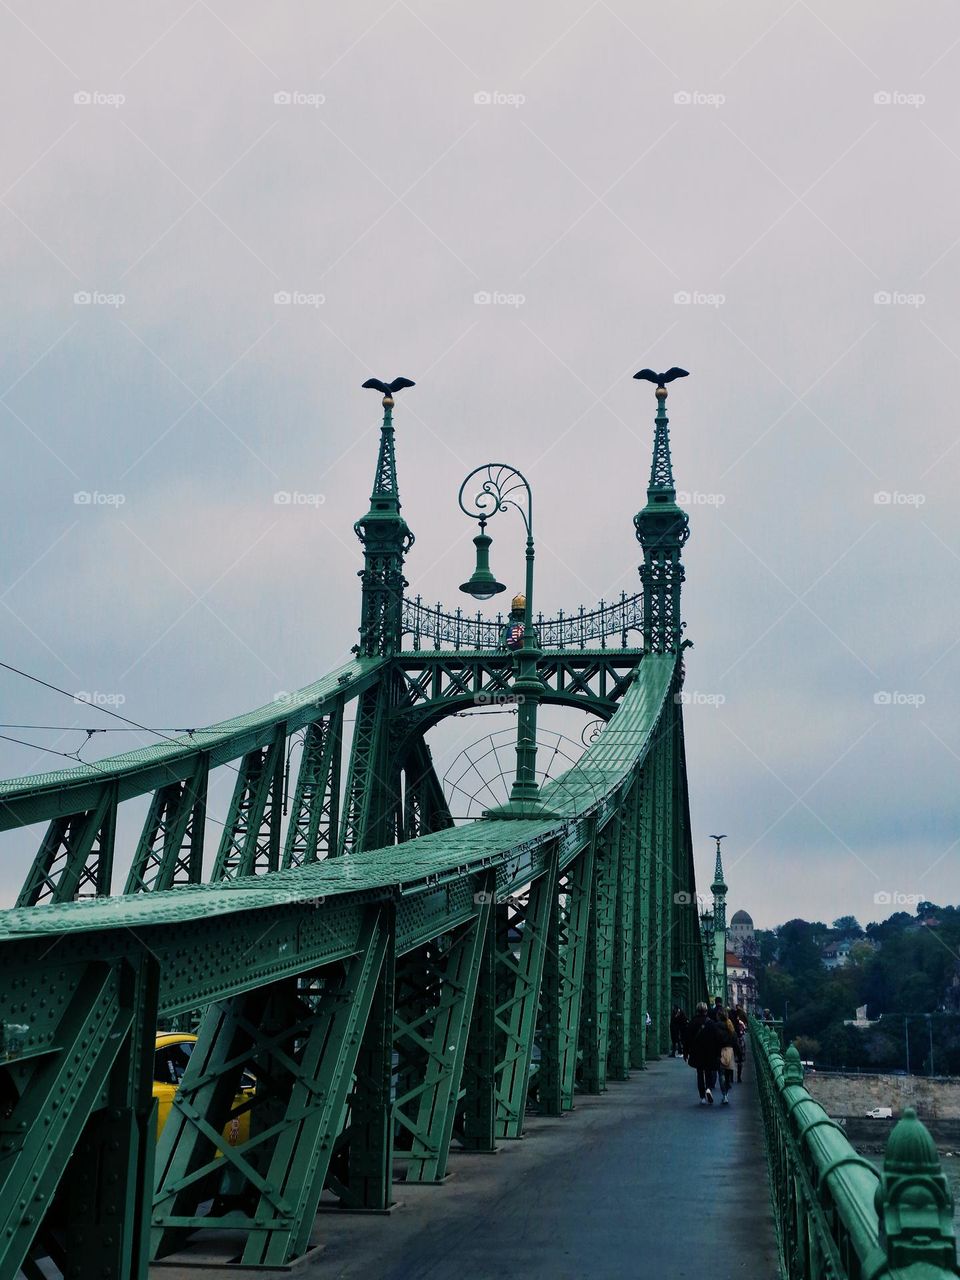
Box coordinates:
[401,591,643,651]
[751,1018,957,1279]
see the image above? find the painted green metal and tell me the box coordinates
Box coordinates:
[282,706,342,868]
[212,722,286,879]
[494,843,560,1137]
[125,754,208,892]
[152,906,390,1267]
[396,894,491,1182]
[751,1019,957,1279]
[0,376,714,1276]
[579,818,621,1093]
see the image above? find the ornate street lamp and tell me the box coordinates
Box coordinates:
[458,463,555,818]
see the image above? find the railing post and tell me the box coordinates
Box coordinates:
[876,1107,957,1272]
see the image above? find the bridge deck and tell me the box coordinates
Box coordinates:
[153,1052,780,1280]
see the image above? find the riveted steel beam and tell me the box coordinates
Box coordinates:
[578,816,621,1094]
[608,779,639,1081]
[0,949,157,1280]
[125,754,209,893]
[283,705,343,869]
[151,906,390,1267]
[494,843,560,1139]
[396,891,491,1182]
[458,873,498,1152]
[16,779,119,906]
[212,723,287,880]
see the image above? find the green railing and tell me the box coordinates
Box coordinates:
[751,1018,958,1279]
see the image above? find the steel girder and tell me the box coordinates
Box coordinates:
[537,823,597,1114]
[578,817,622,1094]
[493,843,560,1139]
[125,754,209,893]
[16,780,119,906]
[401,734,454,841]
[151,905,391,1267]
[212,723,287,880]
[392,650,641,750]
[608,781,639,1081]
[0,947,158,1280]
[338,684,392,856]
[631,759,653,1069]
[394,892,492,1182]
[282,706,343,869]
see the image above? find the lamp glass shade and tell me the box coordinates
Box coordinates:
[459,530,506,601]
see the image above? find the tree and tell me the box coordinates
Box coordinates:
[832,915,863,938]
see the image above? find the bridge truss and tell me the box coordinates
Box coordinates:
[0,379,708,1278]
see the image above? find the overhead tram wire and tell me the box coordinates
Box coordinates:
[0,659,199,746]
[0,659,267,832]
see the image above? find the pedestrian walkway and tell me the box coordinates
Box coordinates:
[153,1051,781,1280]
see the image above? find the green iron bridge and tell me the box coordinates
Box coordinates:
[0,379,954,1279]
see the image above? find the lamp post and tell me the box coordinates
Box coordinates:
[458,463,555,818]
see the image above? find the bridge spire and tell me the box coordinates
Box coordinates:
[633,377,690,654]
[354,379,416,656]
[709,833,728,1002]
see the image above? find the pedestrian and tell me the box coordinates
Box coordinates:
[684,1002,716,1105]
[732,1006,747,1083]
[669,1004,688,1058]
[710,1006,737,1104]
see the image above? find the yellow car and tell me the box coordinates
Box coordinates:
[153,1032,253,1147]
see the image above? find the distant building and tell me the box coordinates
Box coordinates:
[726,949,757,1011]
[728,908,755,959]
[821,938,853,969]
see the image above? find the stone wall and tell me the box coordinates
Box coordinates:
[805,1070,960,1120]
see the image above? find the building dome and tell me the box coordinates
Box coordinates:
[730,909,753,926]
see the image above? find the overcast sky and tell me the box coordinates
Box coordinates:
[1,2,958,928]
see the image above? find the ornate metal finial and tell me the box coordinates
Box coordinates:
[511,593,525,612]
[362,376,416,408]
[633,367,690,653]
[876,1108,957,1270]
[354,376,416,656]
[633,367,689,391]
[782,1044,804,1087]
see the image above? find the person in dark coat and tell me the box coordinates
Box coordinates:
[684,1002,715,1104]
[669,1005,688,1058]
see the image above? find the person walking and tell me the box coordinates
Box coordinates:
[669,1005,688,1058]
[732,1006,747,1083]
[684,1003,716,1105]
[713,1007,737,1102]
